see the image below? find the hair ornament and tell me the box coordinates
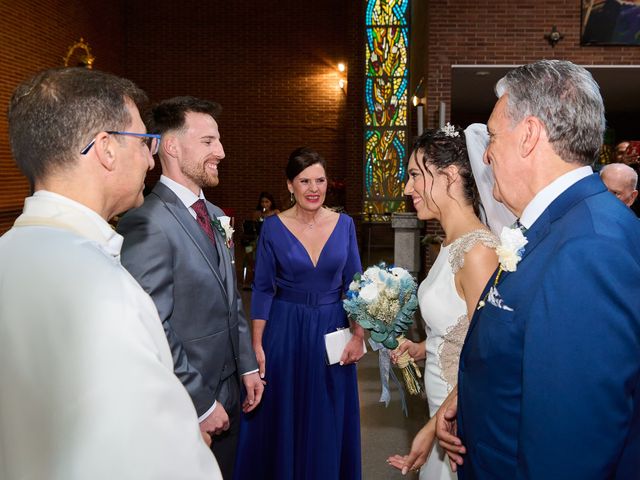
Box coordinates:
[441,122,460,138]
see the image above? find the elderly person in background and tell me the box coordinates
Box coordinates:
[0,68,220,479]
[615,141,631,163]
[601,163,638,207]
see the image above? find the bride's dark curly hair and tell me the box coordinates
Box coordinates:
[411,125,481,216]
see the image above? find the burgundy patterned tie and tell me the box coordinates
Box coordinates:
[191,199,216,245]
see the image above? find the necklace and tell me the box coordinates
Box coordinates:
[295,209,321,229]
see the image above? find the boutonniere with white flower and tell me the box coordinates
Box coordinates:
[477,226,527,311]
[211,216,234,249]
[495,225,528,272]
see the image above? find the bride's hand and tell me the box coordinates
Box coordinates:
[387,419,436,474]
[391,339,426,364]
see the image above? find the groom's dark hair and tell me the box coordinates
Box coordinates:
[146,96,221,135]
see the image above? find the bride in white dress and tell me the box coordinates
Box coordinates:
[387,124,515,478]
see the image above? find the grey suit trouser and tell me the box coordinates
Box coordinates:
[211,374,240,480]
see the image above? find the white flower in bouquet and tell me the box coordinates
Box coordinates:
[359,282,380,303]
[362,265,383,283]
[390,266,413,281]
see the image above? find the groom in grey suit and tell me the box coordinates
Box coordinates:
[118,96,262,479]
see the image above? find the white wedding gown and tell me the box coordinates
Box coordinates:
[417,229,498,480]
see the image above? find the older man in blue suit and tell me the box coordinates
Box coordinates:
[437,60,640,479]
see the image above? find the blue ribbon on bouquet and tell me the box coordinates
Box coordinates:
[369,338,409,417]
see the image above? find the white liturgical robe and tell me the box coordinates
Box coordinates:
[0,191,221,479]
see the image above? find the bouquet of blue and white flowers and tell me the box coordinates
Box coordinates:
[343,264,422,397]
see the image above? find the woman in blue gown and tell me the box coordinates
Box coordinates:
[234,147,365,480]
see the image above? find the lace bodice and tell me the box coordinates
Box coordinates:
[448,228,499,274]
[419,229,498,406]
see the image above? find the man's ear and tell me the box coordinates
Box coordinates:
[93,132,117,171]
[630,189,638,207]
[519,116,542,158]
[162,134,179,159]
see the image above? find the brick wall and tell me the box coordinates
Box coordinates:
[124,0,364,228]
[0,0,364,235]
[2,0,639,241]
[417,0,640,272]
[0,0,126,232]
[422,0,640,129]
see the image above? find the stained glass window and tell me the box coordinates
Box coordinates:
[364,0,409,222]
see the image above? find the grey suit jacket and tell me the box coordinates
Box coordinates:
[117,182,257,416]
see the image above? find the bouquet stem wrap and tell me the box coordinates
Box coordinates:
[393,336,422,396]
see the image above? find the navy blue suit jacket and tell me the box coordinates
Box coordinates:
[458,174,640,479]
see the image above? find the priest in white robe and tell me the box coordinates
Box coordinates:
[0,67,221,480]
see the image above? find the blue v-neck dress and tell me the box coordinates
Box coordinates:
[234,213,362,480]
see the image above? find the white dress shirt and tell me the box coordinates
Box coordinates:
[520,166,593,229]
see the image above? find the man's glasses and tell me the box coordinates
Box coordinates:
[80,131,161,156]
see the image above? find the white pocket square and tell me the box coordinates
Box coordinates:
[486,285,513,311]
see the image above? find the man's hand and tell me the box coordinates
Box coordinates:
[200,430,212,447]
[436,387,466,471]
[199,403,230,436]
[242,372,265,413]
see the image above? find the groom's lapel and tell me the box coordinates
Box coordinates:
[151,183,228,300]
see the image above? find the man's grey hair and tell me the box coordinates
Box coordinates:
[8,68,147,185]
[495,60,605,166]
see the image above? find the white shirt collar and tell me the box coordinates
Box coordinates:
[159,175,205,218]
[520,166,592,229]
[25,191,123,256]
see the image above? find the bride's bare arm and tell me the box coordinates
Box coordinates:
[456,243,498,318]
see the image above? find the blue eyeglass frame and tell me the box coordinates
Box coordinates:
[80,131,162,155]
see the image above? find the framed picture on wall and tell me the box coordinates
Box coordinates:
[581,0,640,45]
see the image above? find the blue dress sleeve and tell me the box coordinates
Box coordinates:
[342,215,362,293]
[251,216,277,320]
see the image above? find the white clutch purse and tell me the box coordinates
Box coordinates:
[324,328,367,365]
